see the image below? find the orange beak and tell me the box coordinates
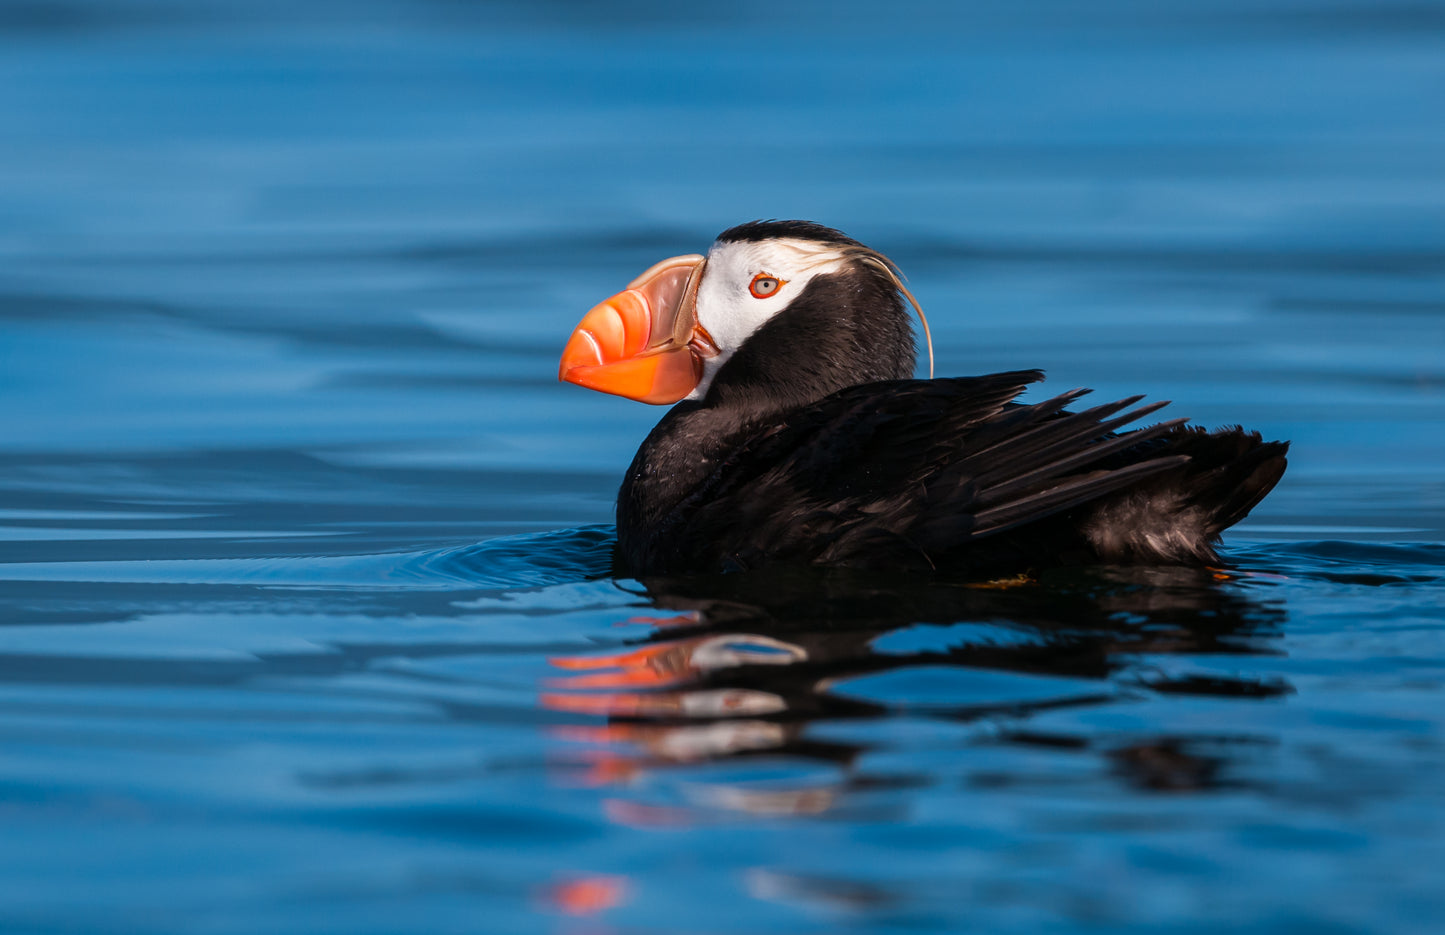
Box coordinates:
[559,254,718,404]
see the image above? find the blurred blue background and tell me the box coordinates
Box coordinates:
[1,1,1443,932]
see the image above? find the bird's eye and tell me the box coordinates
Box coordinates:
[749,273,785,299]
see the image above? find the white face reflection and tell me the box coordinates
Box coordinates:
[689,238,854,399]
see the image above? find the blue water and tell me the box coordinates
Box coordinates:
[2,1,1444,932]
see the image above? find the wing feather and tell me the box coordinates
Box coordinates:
[647,371,1196,572]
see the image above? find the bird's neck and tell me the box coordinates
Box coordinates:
[701,269,917,418]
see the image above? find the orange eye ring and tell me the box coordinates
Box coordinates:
[748,273,787,299]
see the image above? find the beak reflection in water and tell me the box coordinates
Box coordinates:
[541,565,1293,825]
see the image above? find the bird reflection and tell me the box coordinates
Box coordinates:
[543,564,1290,818]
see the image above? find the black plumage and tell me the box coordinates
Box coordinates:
[715,219,865,247]
[613,223,1287,577]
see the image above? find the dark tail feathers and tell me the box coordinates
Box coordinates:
[1165,426,1289,535]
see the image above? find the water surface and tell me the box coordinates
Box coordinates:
[2,1,1444,932]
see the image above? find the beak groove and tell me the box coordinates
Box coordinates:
[559,254,708,405]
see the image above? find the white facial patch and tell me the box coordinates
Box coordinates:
[689,238,854,399]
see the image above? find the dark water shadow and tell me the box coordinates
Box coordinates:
[541,561,1293,813]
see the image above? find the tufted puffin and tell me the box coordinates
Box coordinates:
[559,220,1288,577]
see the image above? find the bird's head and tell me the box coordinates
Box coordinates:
[559,221,932,407]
